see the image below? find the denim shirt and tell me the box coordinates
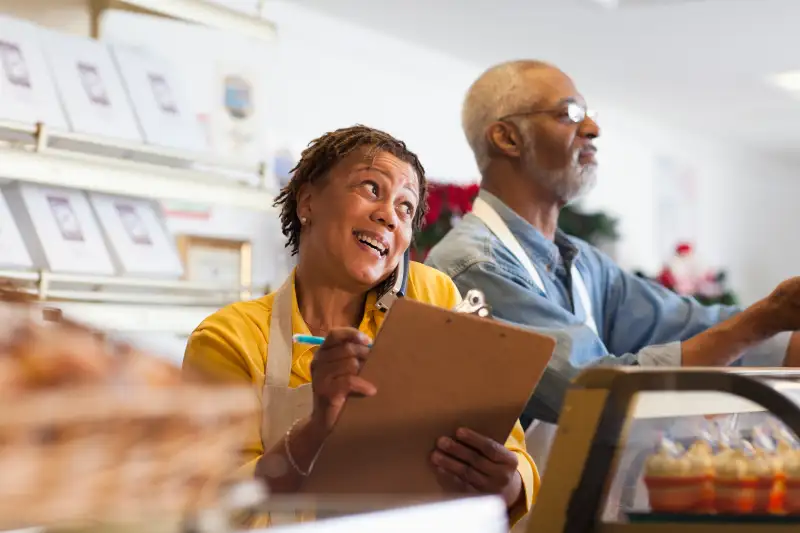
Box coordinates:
[425,190,790,427]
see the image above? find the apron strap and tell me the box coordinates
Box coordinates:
[261,276,299,452]
[571,266,598,335]
[472,197,547,294]
[267,277,294,387]
[472,197,597,335]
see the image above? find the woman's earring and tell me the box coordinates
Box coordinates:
[300,216,308,225]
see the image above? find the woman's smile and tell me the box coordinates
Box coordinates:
[353,230,389,258]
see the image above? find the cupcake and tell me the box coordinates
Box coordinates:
[751,450,783,513]
[713,447,772,514]
[782,450,800,513]
[688,440,714,457]
[686,441,716,512]
[644,441,713,513]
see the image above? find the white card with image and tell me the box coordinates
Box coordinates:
[90,193,184,278]
[110,44,206,153]
[14,185,114,275]
[0,15,67,129]
[41,30,143,142]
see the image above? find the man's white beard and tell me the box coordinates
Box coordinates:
[521,135,597,205]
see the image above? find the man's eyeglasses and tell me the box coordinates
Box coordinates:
[498,101,597,125]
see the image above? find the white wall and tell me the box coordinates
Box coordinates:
[715,157,800,305]
[258,1,480,182]
[579,104,797,305]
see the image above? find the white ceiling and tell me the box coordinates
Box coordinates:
[290,0,800,162]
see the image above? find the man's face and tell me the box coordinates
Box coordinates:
[515,69,600,204]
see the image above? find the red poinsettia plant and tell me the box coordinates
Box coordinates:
[411,183,480,261]
[410,181,620,262]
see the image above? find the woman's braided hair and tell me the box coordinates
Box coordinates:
[274,125,428,255]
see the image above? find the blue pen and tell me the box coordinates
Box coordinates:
[292,334,373,347]
[292,334,326,346]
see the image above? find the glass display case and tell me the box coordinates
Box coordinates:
[528,367,800,533]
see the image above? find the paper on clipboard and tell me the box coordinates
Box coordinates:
[302,297,556,496]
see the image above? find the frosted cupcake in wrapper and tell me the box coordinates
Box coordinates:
[713,447,757,514]
[713,438,785,515]
[751,450,783,513]
[782,451,800,513]
[644,437,713,513]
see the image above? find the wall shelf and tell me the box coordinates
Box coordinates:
[0,269,269,335]
[89,0,277,41]
[0,269,267,304]
[0,121,277,213]
[47,301,220,335]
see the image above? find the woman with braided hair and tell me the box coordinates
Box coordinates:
[183,125,539,527]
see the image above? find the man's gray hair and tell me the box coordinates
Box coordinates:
[462,60,553,174]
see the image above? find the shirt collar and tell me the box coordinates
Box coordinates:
[289,269,381,330]
[477,189,578,265]
[286,269,384,382]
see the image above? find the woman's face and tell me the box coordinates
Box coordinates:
[297,148,420,290]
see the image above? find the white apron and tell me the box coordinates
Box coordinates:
[261,277,314,525]
[471,197,597,477]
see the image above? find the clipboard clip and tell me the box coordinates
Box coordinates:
[454,289,492,318]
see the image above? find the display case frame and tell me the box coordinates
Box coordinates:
[527,367,800,533]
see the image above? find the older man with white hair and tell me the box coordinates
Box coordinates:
[426,59,800,470]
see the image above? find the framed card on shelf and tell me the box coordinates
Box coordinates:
[3,183,115,275]
[110,44,206,153]
[89,193,184,278]
[0,189,33,269]
[176,235,252,290]
[208,61,267,171]
[41,30,143,143]
[0,15,67,131]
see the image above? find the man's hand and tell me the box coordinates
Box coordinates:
[763,277,800,334]
[683,277,800,367]
[431,427,522,509]
[784,331,800,368]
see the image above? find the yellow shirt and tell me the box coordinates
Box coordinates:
[183,261,539,525]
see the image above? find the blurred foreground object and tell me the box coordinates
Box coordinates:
[266,495,508,533]
[0,287,258,530]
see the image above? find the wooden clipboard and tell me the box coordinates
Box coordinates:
[303,297,556,496]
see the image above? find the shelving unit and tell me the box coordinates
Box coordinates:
[0,117,277,336]
[0,120,277,212]
[0,269,269,335]
[87,0,277,41]
[0,0,282,327]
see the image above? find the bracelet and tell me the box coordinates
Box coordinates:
[284,418,317,476]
